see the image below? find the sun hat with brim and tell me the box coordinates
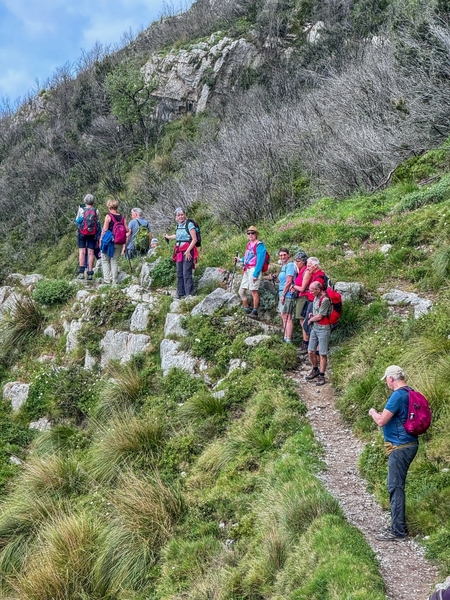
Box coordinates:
[381,365,405,380]
[246,226,258,235]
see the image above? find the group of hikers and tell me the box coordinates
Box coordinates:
[76,194,154,284]
[74,201,443,574]
[238,225,334,387]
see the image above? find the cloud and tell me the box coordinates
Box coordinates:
[0,0,193,100]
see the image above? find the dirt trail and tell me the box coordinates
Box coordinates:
[290,362,440,600]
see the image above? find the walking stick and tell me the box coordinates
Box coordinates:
[228,251,239,292]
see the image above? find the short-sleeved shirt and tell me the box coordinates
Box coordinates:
[278,262,296,298]
[312,295,331,330]
[383,387,418,445]
[175,220,194,243]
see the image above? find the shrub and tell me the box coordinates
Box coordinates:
[21,365,101,424]
[0,294,45,363]
[33,279,75,306]
[151,257,177,288]
[86,287,135,328]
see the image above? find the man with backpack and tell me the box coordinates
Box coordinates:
[369,365,419,541]
[238,226,268,319]
[75,194,100,281]
[305,281,332,386]
[125,208,152,258]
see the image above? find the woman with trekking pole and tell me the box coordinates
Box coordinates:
[277,247,295,343]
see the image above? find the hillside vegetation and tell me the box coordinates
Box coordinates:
[1,0,450,597]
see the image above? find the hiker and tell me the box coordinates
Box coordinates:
[306,281,331,386]
[100,199,129,285]
[292,251,311,354]
[278,247,296,342]
[75,194,100,281]
[124,208,152,258]
[302,257,327,344]
[238,226,267,319]
[164,207,198,298]
[369,366,419,541]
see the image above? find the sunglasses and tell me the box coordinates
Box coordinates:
[247,231,257,235]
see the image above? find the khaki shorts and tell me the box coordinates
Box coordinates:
[295,296,308,319]
[278,297,295,315]
[240,267,262,291]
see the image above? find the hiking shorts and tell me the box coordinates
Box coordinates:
[78,232,97,250]
[278,297,295,315]
[308,326,331,355]
[240,267,261,291]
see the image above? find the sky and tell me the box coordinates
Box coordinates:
[0,0,193,103]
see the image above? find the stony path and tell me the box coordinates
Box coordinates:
[290,362,440,600]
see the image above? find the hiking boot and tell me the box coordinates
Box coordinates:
[299,341,309,355]
[375,529,406,542]
[306,368,319,380]
[243,307,252,314]
[249,309,258,319]
[316,374,326,386]
[86,271,94,281]
[77,272,85,280]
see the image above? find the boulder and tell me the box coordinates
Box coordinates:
[130,303,150,332]
[3,382,30,412]
[191,288,240,316]
[29,417,51,431]
[66,319,83,353]
[197,267,227,291]
[334,282,364,302]
[100,330,151,367]
[164,313,187,338]
[382,289,433,319]
[160,339,197,376]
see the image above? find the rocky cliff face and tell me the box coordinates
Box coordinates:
[141,33,264,120]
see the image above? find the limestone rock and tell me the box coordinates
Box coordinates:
[142,35,262,119]
[130,303,150,332]
[382,289,432,318]
[197,267,227,291]
[100,330,151,367]
[29,417,51,432]
[191,287,240,316]
[3,382,30,412]
[334,282,364,302]
[66,319,83,353]
[244,334,271,346]
[164,313,187,337]
[160,339,197,375]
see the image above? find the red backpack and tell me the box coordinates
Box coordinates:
[110,213,127,244]
[317,286,343,328]
[403,386,432,435]
[79,207,98,236]
[325,287,342,326]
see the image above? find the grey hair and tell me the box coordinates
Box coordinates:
[174,207,185,215]
[132,208,143,217]
[307,256,320,266]
[84,194,94,205]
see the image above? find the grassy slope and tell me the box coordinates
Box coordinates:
[0,144,450,597]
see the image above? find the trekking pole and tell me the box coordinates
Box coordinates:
[228,251,239,292]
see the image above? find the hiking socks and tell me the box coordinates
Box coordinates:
[77,266,86,279]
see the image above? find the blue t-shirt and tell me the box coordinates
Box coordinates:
[383,387,418,445]
[278,262,295,297]
[175,220,194,243]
